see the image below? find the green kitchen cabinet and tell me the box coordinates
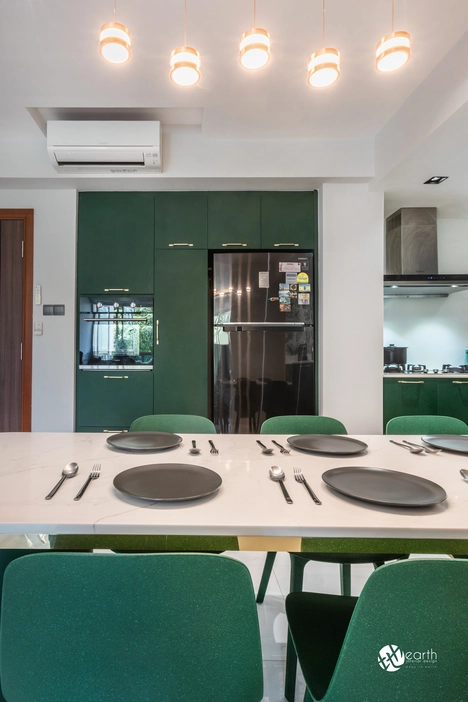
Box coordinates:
[154,192,207,249]
[76,371,153,428]
[383,377,438,430]
[208,192,261,249]
[78,192,155,294]
[437,378,468,425]
[153,249,209,416]
[261,191,318,249]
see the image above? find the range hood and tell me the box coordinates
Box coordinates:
[384,207,468,297]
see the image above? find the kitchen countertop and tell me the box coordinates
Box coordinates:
[383,373,468,379]
[1,432,468,555]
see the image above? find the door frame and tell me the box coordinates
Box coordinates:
[0,209,33,431]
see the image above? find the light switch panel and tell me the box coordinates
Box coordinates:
[35,285,42,305]
[34,322,43,335]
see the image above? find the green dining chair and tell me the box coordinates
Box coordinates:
[385,414,468,435]
[256,414,408,702]
[286,558,468,702]
[0,552,263,702]
[129,413,217,434]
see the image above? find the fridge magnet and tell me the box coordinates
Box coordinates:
[258,271,270,288]
[297,272,309,284]
[298,293,310,305]
[279,283,289,291]
[279,303,291,312]
[279,292,291,305]
[268,297,279,302]
[298,283,311,292]
[300,259,310,271]
[289,283,298,298]
[285,272,297,285]
[279,262,301,272]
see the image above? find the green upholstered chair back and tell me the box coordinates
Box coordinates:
[0,553,263,702]
[129,413,217,434]
[290,559,468,702]
[386,415,468,435]
[260,415,347,435]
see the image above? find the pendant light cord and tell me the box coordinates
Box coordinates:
[184,0,187,46]
[254,0,257,28]
[114,0,116,21]
[392,0,394,32]
[322,0,325,47]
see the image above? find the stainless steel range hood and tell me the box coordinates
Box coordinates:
[384,207,468,297]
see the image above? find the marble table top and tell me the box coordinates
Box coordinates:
[1,432,468,554]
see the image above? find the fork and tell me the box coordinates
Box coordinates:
[74,464,101,501]
[402,440,442,455]
[293,467,322,505]
[271,439,290,455]
[208,440,219,455]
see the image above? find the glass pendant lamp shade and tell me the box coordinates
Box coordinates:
[170,46,201,86]
[307,47,340,87]
[99,22,131,64]
[376,31,410,72]
[239,28,271,69]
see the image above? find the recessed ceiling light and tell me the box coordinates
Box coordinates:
[424,176,449,184]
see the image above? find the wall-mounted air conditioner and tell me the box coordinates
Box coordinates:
[46,120,161,174]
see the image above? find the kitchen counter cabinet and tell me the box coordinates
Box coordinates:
[78,192,155,294]
[436,378,468,425]
[383,377,438,430]
[76,371,153,430]
[208,192,261,249]
[261,191,317,249]
[154,192,207,249]
[153,249,209,416]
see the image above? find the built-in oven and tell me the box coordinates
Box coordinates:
[79,295,153,370]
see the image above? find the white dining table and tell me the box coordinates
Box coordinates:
[0,431,468,555]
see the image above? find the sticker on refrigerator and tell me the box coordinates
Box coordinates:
[298,293,310,305]
[289,284,298,298]
[279,302,291,312]
[297,272,309,284]
[279,283,289,291]
[298,283,310,292]
[279,292,291,305]
[259,272,269,288]
[279,262,301,272]
[285,272,297,285]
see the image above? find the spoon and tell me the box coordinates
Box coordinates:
[257,440,274,455]
[45,462,79,500]
[403,440,442,455]
[389,440,424,454]
[269,466,293,504]
[190,440,201,455]
[460,469,468,482]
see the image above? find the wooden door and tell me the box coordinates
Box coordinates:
[0,211,33,431]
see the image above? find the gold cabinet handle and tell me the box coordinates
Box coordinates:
[103,375,128,379]
[397,380,424,384]
[222,243,247,247]
[453,381,468,384]
[102,429,128,433]
[104,288,129,292]
[168,243,194,247]
[156,319,159,345]
[274,243,299,247]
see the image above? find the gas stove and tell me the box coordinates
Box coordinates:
[384,364,468,374]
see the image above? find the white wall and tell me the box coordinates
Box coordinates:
[384,217,468,369]
[320,184,384,433]
[0,190,77,431]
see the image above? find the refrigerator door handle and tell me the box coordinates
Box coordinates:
[218,322,312,331]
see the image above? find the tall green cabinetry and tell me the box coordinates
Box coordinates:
[76,190,318,431]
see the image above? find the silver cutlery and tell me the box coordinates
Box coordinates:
[74,464,101,501]
[256,440,274,454]
[208,440,219,455]
[403,440,441,455]
[45,462,79,500]
[271,440,290,455]
[293,467,322,505]
[190,440,201,455]
[460,469,468,483]
[389,440,424,454]
[269,466,293,504]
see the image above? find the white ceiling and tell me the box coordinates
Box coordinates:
[1,0,468,213]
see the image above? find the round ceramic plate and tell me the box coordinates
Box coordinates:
[106,431,182,452]
[113,463,222,501]
[422,435,468,454]
[322,466,447,507]
[287,434,368,455]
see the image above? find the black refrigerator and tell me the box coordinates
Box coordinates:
[212,251,315,433]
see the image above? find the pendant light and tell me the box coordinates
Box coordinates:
[99,0,131,64]
[376,0,410,72]
[239,0,271,70]
[170,0,201,86]
[307,0,340,88]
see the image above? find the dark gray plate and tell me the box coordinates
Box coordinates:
[422,435,468,454]
[287,434,368,455]
[322,466,447,507]
[106,431,182,452]
[113,463,222,501]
